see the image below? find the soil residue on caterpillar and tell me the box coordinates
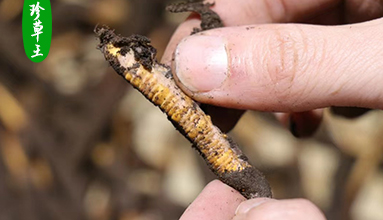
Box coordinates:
[166,0,223,34]
[95,26,272,199]
[96,27,156,72]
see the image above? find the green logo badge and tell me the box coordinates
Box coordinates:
[22,0,52,62]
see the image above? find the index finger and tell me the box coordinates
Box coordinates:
[162,0,339,64]
[179,180,246,220]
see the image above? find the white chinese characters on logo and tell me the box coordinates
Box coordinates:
[30,2,45,59]
[30,2,44,20]
[31,19,43,42]
[31,44,43,58]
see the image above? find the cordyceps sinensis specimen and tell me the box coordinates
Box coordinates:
[95,27,272,199]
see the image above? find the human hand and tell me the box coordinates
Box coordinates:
[163,0,383,219]
[180,180,326,220]
[162,0,383,136]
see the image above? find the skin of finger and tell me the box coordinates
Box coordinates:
[162,0,383,134]
[179,21,383,111]
[161,0,340,65]
[162,0,383,64]
[179,180,246,220]
[161,0,342,131]
[233,199,327,220]
[204,0,340,25]
[274,0,383,128]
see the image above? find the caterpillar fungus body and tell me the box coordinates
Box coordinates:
[95,27,272,199]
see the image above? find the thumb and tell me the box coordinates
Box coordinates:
[173,19,383,112]
[233,198,326,220]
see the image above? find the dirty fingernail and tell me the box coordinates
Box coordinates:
[235,198,272,215]
[174,35,228,93]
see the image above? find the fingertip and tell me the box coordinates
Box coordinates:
[180,180,245,220]
[202,179,243,198]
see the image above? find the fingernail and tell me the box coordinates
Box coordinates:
[235,198,272,215]
[175,35,228,93]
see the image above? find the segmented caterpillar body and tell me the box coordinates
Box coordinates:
[96,27,272,199]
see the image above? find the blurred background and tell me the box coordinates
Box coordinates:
[0,0,382,219]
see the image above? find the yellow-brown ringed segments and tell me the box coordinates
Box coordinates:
[96,27,272,199]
